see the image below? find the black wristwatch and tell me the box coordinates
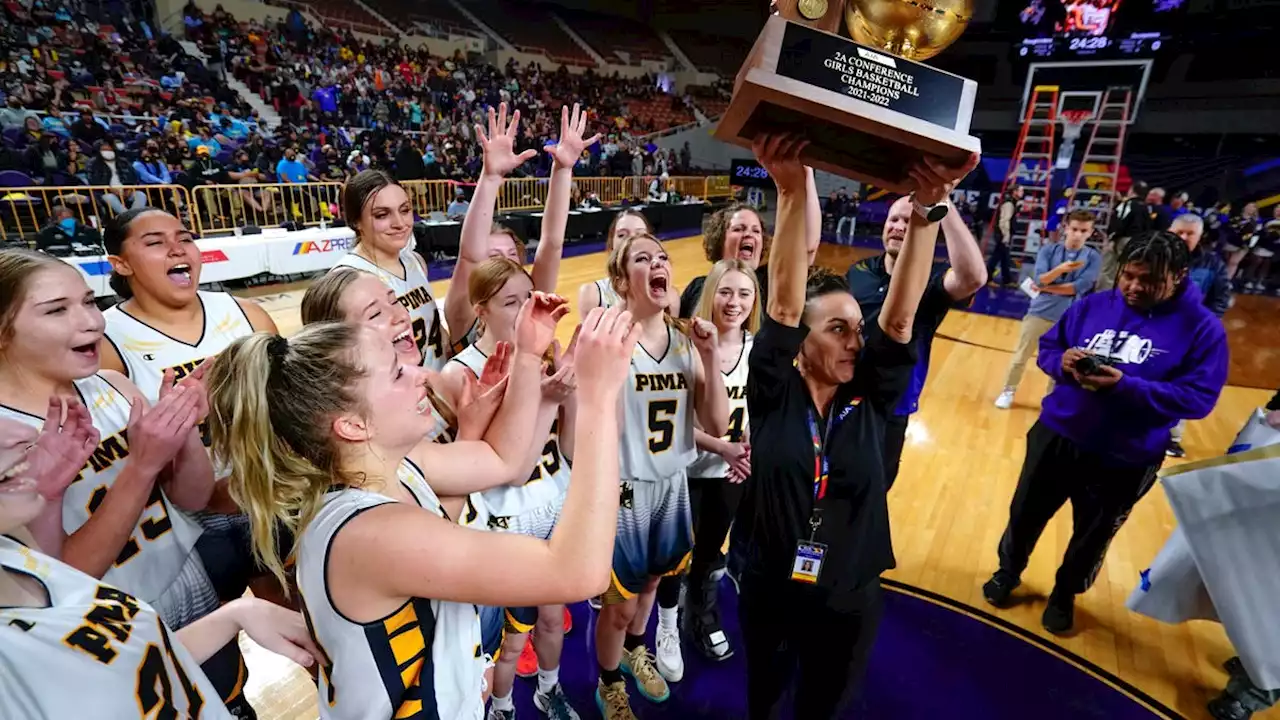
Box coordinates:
[911,195,950,223]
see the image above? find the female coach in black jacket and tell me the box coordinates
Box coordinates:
[733,134,978,719]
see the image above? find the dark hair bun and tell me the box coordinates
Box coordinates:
[804,267,849,302]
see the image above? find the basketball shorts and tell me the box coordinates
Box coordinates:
[603,472,694,605]
[488,498,565,633]
[192,510,256,603]
[479,604,504,659]
[154,549,220,631]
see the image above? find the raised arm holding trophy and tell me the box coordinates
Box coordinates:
[717,0,981,191]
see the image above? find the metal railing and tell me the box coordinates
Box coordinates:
[0,176,732,243]
[0,184,192,242]
[191,181,345,234]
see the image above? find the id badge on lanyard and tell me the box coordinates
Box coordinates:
[791,406,837,584]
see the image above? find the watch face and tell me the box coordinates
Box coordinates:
[928,205,949,223]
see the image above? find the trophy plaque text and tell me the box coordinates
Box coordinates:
[715,14,981,192]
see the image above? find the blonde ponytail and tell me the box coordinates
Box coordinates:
[205,323,366,591]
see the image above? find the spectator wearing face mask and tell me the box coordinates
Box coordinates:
[88,142,147,215]
[276,147,316,184]
[35,205,103,251]
[319,146,346,183]
[133,146,173,185]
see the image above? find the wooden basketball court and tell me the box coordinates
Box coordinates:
[235,235,1279,720]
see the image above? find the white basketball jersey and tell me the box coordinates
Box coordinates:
[297,461,485,720]
[334,247,469,371]
[102,292,253,404]
[620,325,698,482]
[594,278,621,309]
[451,345,571,518]
[0,536,231,720]
[0,375,203,608]
[688,333,752,479]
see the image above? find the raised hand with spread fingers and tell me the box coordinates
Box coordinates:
[477,102,538,180]
[447,101,541,353]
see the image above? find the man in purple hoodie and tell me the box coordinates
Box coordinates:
[983,231,1229,634]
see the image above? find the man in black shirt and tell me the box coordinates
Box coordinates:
[70,108,107,146]
[736,133,976,720]
[1098,180,1151,290]
[845,194,987,489]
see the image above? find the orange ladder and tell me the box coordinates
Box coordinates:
[1067,86,1135,236]
[989,84,1059,258]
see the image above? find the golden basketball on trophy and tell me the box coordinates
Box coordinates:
[715,0,980,191]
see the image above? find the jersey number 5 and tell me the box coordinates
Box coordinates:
[647,399,677,453]
[137,621,204,718]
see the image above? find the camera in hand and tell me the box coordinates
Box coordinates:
[1075,353,1114,377]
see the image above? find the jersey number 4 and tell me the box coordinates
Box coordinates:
[137,621,204,718]
[727,407,746,444]
[647,399,677,453]
[412,315,445,360]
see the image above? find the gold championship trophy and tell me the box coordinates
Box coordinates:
[715,0,980,192]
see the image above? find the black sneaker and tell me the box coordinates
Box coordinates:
[1166,441,1186,458]
[1208,693,1253,720]
[1042,591,1076,635]
[982,570,1021,608]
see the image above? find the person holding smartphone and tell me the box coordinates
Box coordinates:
[983,230,1230,635]
[994,209,1102,409]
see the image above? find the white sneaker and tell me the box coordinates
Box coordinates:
[654,623,684,683]
[994,389,1015,410]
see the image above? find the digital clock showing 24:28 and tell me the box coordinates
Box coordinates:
[1068,36,1109,51]
[731,159,773,187]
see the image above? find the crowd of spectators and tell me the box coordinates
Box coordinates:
[1048,185,1280,296]
[1,0,712,236]
[188,1,702,179]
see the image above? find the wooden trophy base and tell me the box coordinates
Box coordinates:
[715,15,981,193]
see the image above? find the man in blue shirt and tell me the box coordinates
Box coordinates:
[187,126,221,157]
[995,209,1102,409]
[275,147,314,184]
[846,194,988,489]
[313,85,338,120]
